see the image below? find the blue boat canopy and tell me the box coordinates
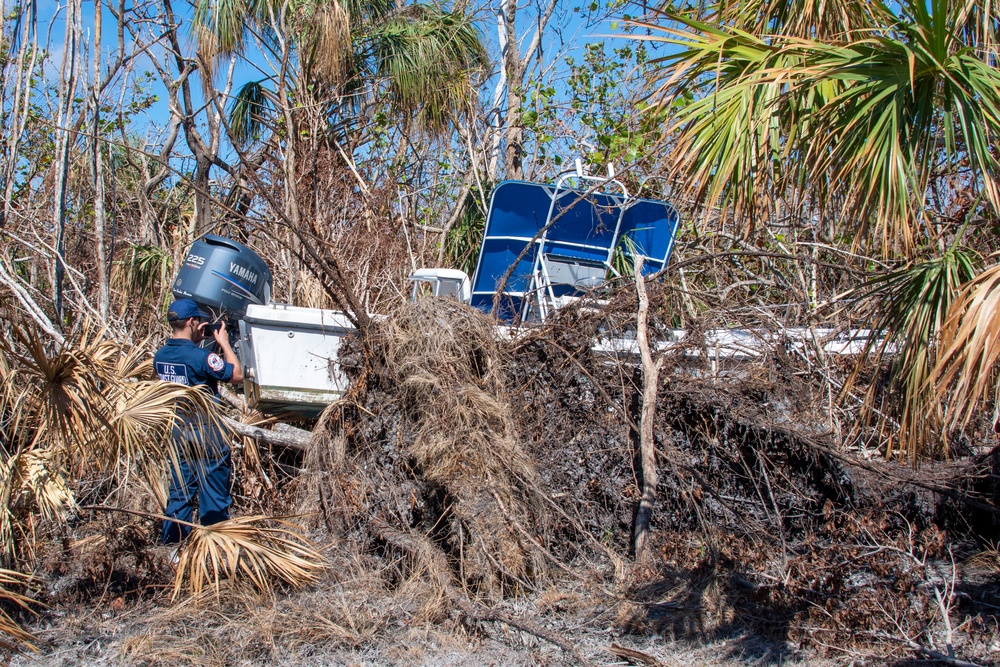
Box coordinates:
[469,178,680,323]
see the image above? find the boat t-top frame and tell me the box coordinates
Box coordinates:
[468,164,680,324]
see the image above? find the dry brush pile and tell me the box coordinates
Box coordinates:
[0,294,998,665]
[287,293,1000,664]
[301,298,548,598]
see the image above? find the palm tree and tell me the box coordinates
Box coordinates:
[640,0,1000,459]
[645,0,1000,251]
[195,0,488,145]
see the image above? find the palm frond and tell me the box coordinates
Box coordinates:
[111,243,173,309]
[642,0,1000,253]
[13,450,76,523]
[934,263,1000,431]
[703,0,891,40]
[372,4,488,134]
[229,80,275,146]
[114,342,155,381]
[2,325,107,452]
[639,16,844,231]
[0,449,76,563]
[193,0,251,56]
[846,248,977,461]
[172,516,327,599]
[0,569,39,653]
[800,24,1000,251]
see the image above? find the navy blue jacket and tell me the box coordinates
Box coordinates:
[154,339,234,398]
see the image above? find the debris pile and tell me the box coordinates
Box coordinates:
[291,295,999,661]
[6,296,999,665]
[301,299,548,597]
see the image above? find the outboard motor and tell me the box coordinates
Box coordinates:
[171,235,272,320]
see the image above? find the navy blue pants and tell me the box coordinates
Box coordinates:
[161,422,232,544]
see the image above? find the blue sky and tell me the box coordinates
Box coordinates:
[26,0,653,180]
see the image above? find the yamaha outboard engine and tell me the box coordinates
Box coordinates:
[171,235,272,320]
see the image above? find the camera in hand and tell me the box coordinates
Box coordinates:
[203,321,222,334]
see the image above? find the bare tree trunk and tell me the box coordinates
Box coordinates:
[485,7,507,181]
[52,0,82,324]
[158,0,235,241]
[189,56,235,237]
[3,2,40,230]
[500,0,523,180]
[490,0,558,181]
[632,256,664,559]
[91,0,109,321]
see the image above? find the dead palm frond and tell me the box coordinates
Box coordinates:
[104,380,230,492]
[106,381,217,459]
[12,450,76,522]
[114,341,155,381]
[172,516,327,600]
[77,330,125,383]
[2,325,106,451]
[299,0,352,85]
[933,263,1000,432]
[0,447,77,563]
[0,568,39,652]
[845,247,977,461]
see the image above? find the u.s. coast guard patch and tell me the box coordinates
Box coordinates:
[207,353,225,372]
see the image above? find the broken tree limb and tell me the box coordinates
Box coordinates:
[608,643,663,666]
[633,256,665,560]
[223,416,311,454]
[871,631,987,667]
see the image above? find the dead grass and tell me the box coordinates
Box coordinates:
[13,558,857,667]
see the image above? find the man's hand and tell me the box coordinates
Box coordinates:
[205,319,243,384]
[210,319,228,346]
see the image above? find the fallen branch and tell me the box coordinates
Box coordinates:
[905,643,984,667]
[607,643,663,666]
[633,258,664,559]
[872,632,986,667]
[223,417,311,454]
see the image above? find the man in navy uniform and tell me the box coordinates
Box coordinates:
[154,298,244,543]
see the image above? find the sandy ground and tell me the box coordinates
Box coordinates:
[4,583,863,667]
[12,623,840,667]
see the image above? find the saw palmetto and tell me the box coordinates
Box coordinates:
[846,248,977,461]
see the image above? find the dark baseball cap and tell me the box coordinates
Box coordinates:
[167,298,210,321]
